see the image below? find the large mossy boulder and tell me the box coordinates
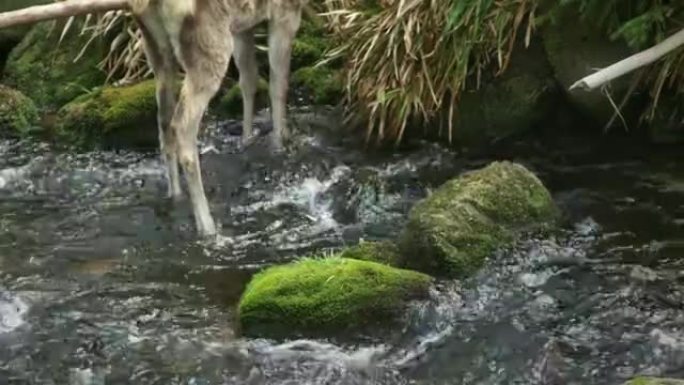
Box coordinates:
[542,8,638,128]
[447,40,558,147]
[4,20,107,108]
[0,0,50,72]
[55,80,158,149]
[238,257,432,336]
[0,85,39,137]
[398,161,558,277]
[624,378,684,385]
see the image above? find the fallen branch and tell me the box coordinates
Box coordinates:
[0,0,128,30]
[570,28,684,91]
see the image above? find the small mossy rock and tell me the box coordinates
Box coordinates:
[4,20,106,108]
[624,378,684,385]
[399,161,558,277]
[339,241,400,266]
[292,66,343,106]
[55,80,158,149]
[0,85,39,137]
[238,257,432,336]
[216,78,269,117]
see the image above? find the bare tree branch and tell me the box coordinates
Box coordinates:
[0,0,128,29]
[570,28,684,91]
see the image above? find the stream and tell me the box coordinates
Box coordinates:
[1,108,684,384]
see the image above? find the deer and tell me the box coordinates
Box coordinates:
[0,0,310,237]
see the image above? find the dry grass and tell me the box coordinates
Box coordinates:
[323,0,537,146]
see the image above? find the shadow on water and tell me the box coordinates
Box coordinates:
[1,108,684,384]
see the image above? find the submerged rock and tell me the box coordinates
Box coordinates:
[624,378,684,385]
[4,20,107,109]
[0,85,39,137]
[399,161,558,277]
[238,257,431,336]
[338,240,400,266]
[55,80,158,149]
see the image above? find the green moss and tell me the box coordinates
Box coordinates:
[238,257,432,336]
[216,78,269,117]
[292,66,343,105]
[55,80,158,149]
[399,161,558,277]
[339,241,400,266]
[4,20,106,109]
[625,378,684,385]
[0,85,39,137]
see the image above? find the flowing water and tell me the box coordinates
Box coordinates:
[1,109,684,384]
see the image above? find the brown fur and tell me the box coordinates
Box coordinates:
[130,0,308,236]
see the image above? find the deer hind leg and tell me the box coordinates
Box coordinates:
[232,28,258,144]
[138,15,182,198]
[172,41,232,236]
[268,9,302,151]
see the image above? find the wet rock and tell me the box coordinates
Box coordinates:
[0,84,39,137]
[338,240,400,266]
[4,19,107,109]
[624,378,684,385]
[55,80,158,149]
[238,257,432,337]
[398,161,558,277]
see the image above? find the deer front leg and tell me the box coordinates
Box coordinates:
[172,78,220,236]
[232,28,258,145]
[268,12,301,151]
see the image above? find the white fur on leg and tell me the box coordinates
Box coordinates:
[233,30,258,144]
[268,14,301,151]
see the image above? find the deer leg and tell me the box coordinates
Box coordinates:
[232,28,258,144]
[139,16,182,198]
[154,68,182,198]
[172,56,231,236]
[268,12,301,151]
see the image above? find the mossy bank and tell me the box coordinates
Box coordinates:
[0,85,39,137]
[238,257,432,337]
[624,378,684,385]
[55,80,158,149]
[399,161,558,277]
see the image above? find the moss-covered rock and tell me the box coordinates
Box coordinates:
[55,80,158,149]
[542,7,640,128]
[339,241,400,266]
[0,0,51,72]
[238,257,432,336]
[4,19,106,109]
[624,378,684,385]
[215,78,269,117]
[292,66,343,105]
[446,39,557,147]
[398,161,558,277]
[0,85,39,137]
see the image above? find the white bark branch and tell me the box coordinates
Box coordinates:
[570,28,684,91]
[0,0,129,30]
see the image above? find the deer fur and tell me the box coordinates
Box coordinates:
[130,0,308,236]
